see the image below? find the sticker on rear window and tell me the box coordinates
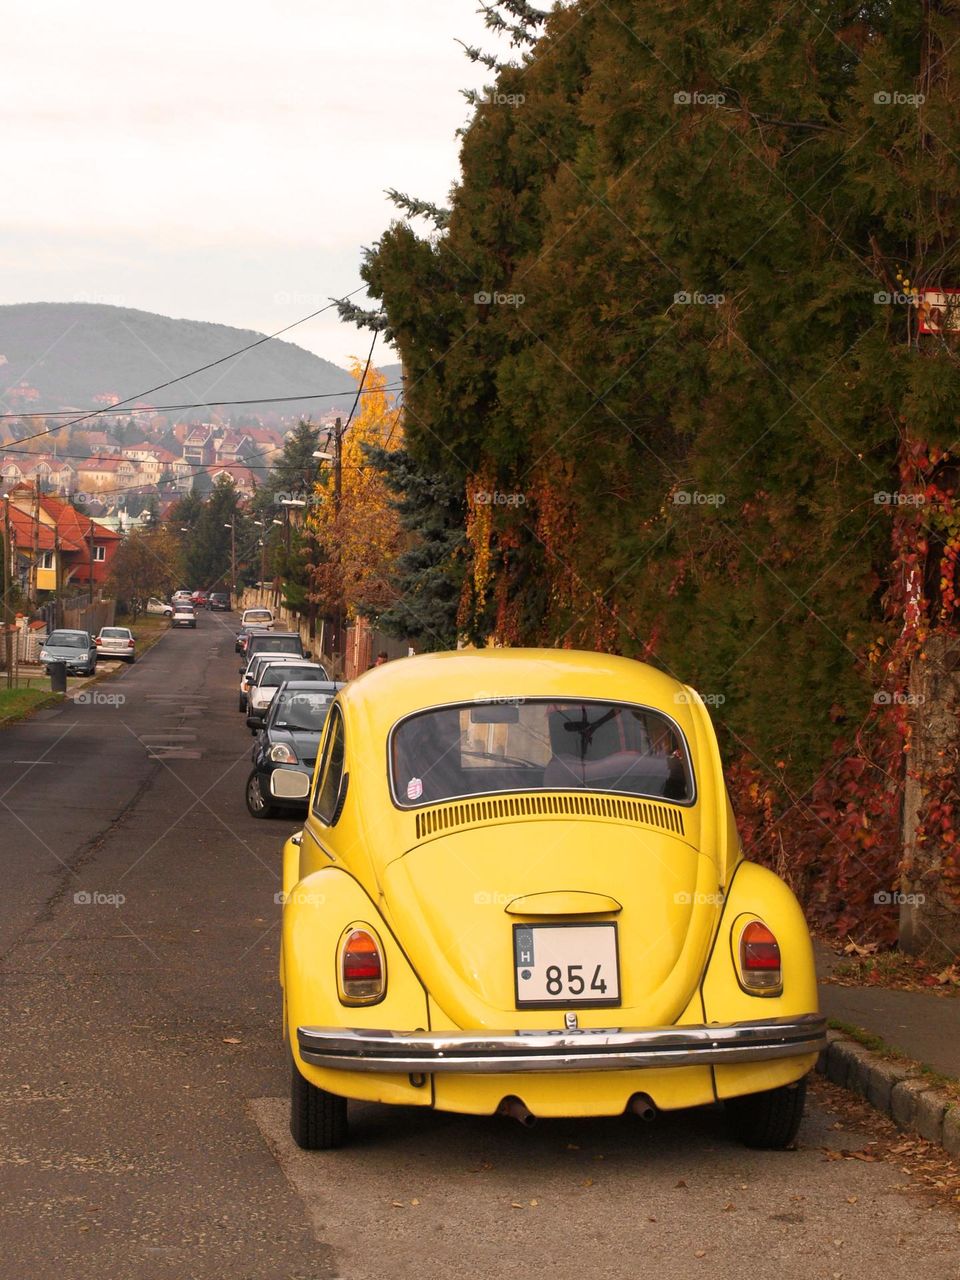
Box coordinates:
[406,777,423,801]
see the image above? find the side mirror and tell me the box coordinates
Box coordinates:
[304,650,312,659]
[246,715,263,732]
[239,666,245,675]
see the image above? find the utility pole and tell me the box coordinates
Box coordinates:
[54,525,62,629]
[333,417,343,511]
[3,498,13,689]
[230,519,236,598]
[88,518,95,605]
[30,481,40,603]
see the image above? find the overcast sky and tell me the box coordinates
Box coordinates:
[1,1,516,367]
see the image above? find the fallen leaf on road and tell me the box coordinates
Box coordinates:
[511,1202,523,1209]
[846,1196,858,1204]
[581,1178,594,1187]
[695,1250,706,1259]
[529,1199,538,1207]
[410,1198,420,1206]
[675,1179,687,1188]
[222,1037,241,1045]
[391,1201,403,1208]
[723,1203,735,1212]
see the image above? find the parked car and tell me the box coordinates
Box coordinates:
[146,597,174,617]
[235,608,275,651]
[94,626,136,662]
[246,662,330,724]
[244,631,310,669]
[246,681,342,818]
[209,592,231,611]
[239,653,321,713]
[172,603,197,629]
[280,648,826,1151]
[39,629,97,676]
[171,590,193,605]
[191,590,210,610]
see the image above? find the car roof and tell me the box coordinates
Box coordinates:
[277,679,341,691]
[340,649,692,731]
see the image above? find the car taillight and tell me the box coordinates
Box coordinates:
[338,926,385,1005]
[127,639,135,647]
[737,920,782,993]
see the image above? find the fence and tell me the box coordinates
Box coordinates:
[236,588,411,680]
[1,598,116,672]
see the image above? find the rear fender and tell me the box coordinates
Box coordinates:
[282,868,432,1105]
[701,860,820,1097]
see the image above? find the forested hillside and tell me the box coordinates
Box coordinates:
[0,302,384,417]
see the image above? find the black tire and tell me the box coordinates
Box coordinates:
[246,769,276,819]
[726,1075,807,1150]
[290,1054,348,1150]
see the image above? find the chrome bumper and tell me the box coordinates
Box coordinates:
[297,1013,826,1074]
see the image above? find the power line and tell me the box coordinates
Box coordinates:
[1,289,372,447]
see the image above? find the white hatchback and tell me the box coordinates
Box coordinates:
[95,626,136,662]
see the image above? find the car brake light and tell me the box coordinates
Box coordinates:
[338,927,385,1004]
[128,639,135,647]
[737,920,782,993]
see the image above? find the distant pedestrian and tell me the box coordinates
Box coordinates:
[373,651,389,668]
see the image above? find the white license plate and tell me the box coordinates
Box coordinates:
[513,923,620,1007]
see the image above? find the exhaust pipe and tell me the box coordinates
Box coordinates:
[497,1095,536,1128]
[627,1092,657,1122]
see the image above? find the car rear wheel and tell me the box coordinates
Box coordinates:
[290,1054,348,1150]
[246,769,276,819]
[726,1076,807,1150]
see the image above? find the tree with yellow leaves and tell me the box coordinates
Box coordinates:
[307,360,403,624]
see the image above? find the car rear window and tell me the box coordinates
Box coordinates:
[261,664,319,687]
[390,699,694,808]
[100,628,129,639]
[250,636,301,656]
[244,610,273,622]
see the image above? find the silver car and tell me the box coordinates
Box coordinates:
[39,629,97,676]
[172,604,197,629]
[95,626,136,662]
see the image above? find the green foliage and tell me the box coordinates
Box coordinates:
[359,0,960,807]
[363,444,467,651]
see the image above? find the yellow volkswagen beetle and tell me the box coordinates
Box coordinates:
[280,649,825,1150]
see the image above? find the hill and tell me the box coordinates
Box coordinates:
[0,302,399,420]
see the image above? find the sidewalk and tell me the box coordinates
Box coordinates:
[813,939,960,1155]
[815,940,960,1080]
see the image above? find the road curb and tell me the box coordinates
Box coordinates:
[818,1030,960,1158]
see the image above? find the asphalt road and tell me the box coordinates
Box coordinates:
[0,616,958,1280]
